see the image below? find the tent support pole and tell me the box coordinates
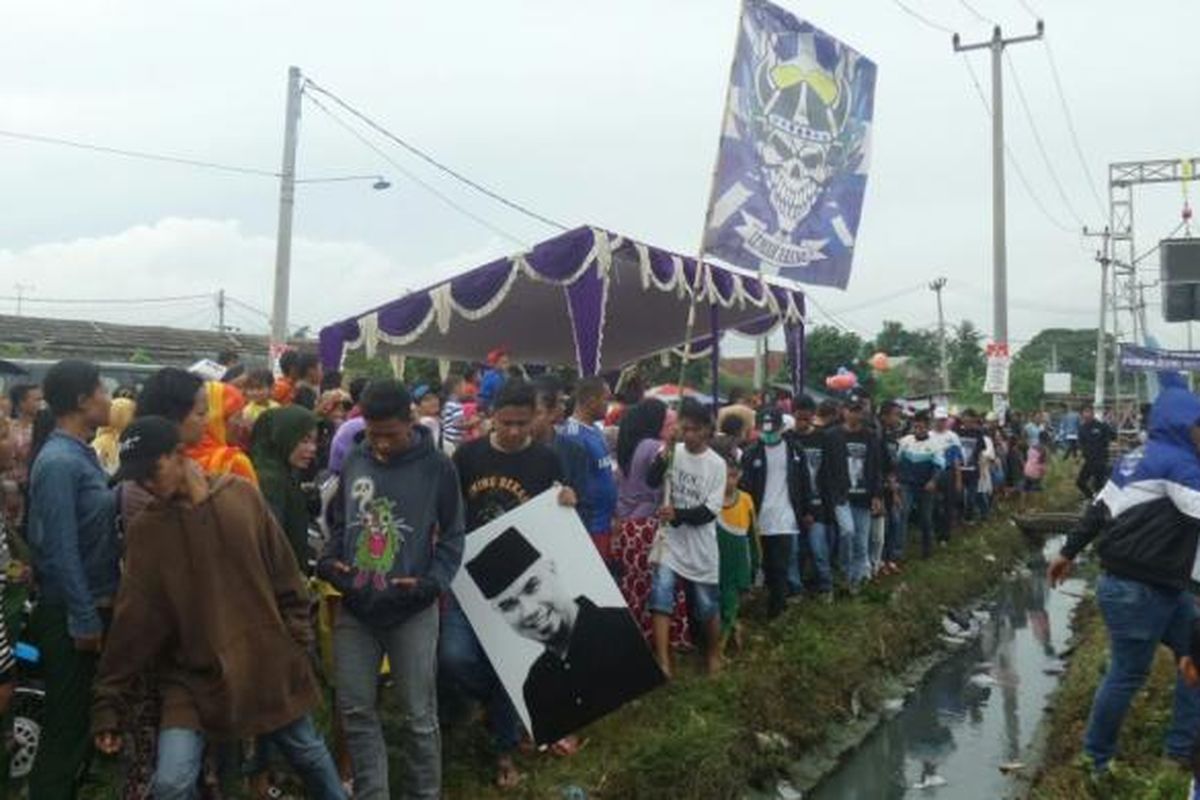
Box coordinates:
[710,303,721,407]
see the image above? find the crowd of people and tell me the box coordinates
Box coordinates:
[0,348,1113,799]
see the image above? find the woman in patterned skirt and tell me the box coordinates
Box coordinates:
[613,400,691,649]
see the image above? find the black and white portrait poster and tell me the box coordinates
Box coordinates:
[451,489,666,744]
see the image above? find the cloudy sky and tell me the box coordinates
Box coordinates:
[2,0,1198,357]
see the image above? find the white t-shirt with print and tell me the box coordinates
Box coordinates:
[759,442,800,536]
[663,443,726,585]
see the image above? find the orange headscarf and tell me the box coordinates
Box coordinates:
[185,381,259,486]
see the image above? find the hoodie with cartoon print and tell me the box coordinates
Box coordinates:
[318,424,465,627]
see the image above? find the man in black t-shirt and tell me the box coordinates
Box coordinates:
[441,380,576,789]
[1076,404,1116,498]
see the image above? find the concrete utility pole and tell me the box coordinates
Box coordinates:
[13,283,32,316]
[271,66,303,353]
[216,289,228,333]
[930,277,950,394]
[1084,226,1112,410]
[953,22,1044,367]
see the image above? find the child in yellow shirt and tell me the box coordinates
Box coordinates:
[715,441,757,653]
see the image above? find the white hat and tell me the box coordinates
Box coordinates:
[933,407,949,420]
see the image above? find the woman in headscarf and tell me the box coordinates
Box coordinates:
[93,398,137,475]
[250,405,318,570]
[186,381,258,486]
[613,399,690,647]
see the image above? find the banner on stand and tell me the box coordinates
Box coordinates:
[1118,343,1200,372]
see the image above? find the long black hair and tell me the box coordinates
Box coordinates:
[616,398,667,476]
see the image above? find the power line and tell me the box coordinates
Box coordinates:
[1003,50,1086,227]
[889,0,955,34]
[1016,0,1041,17]
[224,295,271,319]
[1130,220,1187,267]
[303,91,528,246]
[1040,40,1107,218]
[830,283,927,315]
[958,0,993,25]
[0,292,213,305]
[0,128,279,178]
[303,77,570,232]
[960,56,1076,233]
[805,293,867,337]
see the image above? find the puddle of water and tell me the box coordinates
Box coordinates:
[808,537,1085,800]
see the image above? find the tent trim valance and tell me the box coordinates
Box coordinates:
[319,225,807,377]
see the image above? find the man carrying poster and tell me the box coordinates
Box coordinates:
[443,379,577,788]
[466,526,663,745]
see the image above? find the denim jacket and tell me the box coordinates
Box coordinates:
[28,431,120,638]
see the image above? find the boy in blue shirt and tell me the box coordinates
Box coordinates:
[559,377,617,563]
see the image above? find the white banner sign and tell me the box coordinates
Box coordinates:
[1043,372,1072,394]
[984,355,1011,395]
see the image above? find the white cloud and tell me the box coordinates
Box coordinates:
[0,217,509,336]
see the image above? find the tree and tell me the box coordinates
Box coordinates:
[804,325,865,386]
[1005,328,1131,411]
[869,320,939,371]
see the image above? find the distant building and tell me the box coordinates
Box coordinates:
[0,314,303,366]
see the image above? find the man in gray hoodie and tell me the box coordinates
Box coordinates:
[317,380,465,800]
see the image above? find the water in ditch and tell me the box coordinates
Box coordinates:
[808,536,1086,799]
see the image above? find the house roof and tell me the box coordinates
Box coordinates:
[0,314,280,366]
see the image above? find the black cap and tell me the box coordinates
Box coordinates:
[466,527,542,599]
[757,406,783,433]
[111,416,180,484]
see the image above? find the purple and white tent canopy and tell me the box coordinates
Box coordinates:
[319,226,807,380]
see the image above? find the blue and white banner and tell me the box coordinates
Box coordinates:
[1119,344,1200,373]
[703,0,876,289]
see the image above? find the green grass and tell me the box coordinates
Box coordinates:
[433,462,1079,799]
[1030,599,1192,800]
[74,464,1077,799]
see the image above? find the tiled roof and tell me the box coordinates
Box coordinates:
[0,314,282,366]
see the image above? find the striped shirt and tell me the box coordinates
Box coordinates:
[441,399,465,447]
[0,522,14,682]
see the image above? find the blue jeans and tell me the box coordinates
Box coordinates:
[790,523,833,594]
[439,602,522,753]
[901,486,935,558]
[1085,573,1200,768]
[648,562,720,621]
[840,505,872,586]
[883,501,906,562]
[153,717,343,800]
[336,603,441,800]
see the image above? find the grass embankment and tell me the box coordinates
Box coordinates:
[436,463,1078,799]
[1030,599,1191,799]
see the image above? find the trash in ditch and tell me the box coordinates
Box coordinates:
[940,634,969,649]
[912,761,948,790]
[774,779,804,800]
[1044,664,1066,676]
[999,761,1025,774]
[883,697,905,714]
[983,553,998,563]
[941,610,981,640]
[754,731,792,752]
[969,673,999,688]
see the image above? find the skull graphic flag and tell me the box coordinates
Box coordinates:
[703,0,876,289]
